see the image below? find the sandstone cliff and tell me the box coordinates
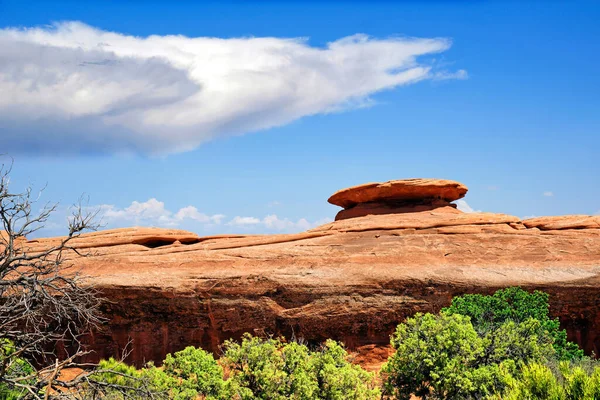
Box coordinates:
[21,179,600,367]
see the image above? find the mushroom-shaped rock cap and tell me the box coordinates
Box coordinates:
[328,178,468,209]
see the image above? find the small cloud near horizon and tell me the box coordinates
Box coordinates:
[0,22,464,156]
[98,198,225,228]
[94,199,331,233]
[227,216,261,226]
[228,214,331,231]
[543,191,554,197]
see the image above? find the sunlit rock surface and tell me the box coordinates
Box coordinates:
[22,179,600,368]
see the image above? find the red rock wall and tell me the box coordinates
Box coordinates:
[78,281,600,367]
[21,218,599,367]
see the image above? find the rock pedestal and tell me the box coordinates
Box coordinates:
[328,178,468,220]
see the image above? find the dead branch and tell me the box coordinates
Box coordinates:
[0,159,161,399]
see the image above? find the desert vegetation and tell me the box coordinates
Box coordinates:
[382,287,590,399]
[4,283,599,399]
[89,288,598,400]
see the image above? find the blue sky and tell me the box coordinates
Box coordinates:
[0,0,598,237]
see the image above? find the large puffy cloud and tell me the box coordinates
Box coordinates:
[0,22,462,155]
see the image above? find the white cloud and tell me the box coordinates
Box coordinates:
[99,199,224,227]
[174,206,225,224]
[0,22,461,155]
[543,191,554,197]
[433,69,468,81]
[228,214,331,232]
[228,216,261,226]
[455,199,481,213]
[264,214,310,231]
[101,199,172,224]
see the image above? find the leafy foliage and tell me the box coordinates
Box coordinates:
[382,313,484,399]
[383,287,591,399]
[495,360,600,400]
[480,318,555,366]
[382,312,555,399]
[443,287,583,360]
[0,340,35,399]
[91,335,378,400]
[499,362,565,400]
[95,357,144,386]
[93,348,225,400]
[313,340,379,400]
[161,346,225,399]
[220,334,380,400]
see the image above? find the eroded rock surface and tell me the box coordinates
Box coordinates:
[328,178,467,221]
[19,180,600,367]
[523,216,600,230]
[328,178,467,208]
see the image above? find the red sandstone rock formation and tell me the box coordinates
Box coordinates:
[17,179,600,368]
[328,178,468,208]
[328,178,467,221]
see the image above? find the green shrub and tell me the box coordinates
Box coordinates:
[161,346,225,399]
[0,339,35,399]
[95,357,144,385]
[93,349,225,400]
[585,366,600,399]
[561,362,591,400]
[481,318,555,366]
[443,287,583,360]
[383,313,491,399]
[221,333,379,400]
[313,339,380,400]
[496,361,600,400]
[91,336,377,400]
[89,358,156,399]
[382,312,555,399]
[500,362,565,400]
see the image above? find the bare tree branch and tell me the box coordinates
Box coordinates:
[0,159,160,399]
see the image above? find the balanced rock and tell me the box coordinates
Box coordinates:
[328,178,468,221]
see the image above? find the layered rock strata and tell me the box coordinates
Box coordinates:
[13,179,600,367]
[328,178,467,220]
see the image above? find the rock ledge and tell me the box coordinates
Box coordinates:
[328,178,468,221]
